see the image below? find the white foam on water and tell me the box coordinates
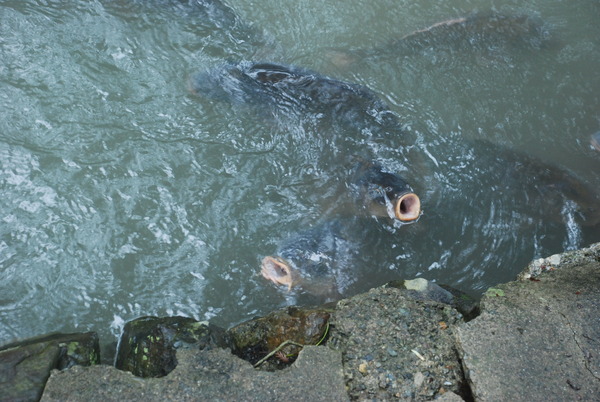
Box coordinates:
[35,119,53,130]
[110,314,125,335]
[562,200,582,251]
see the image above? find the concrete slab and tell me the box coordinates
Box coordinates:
[456,250,600,401]
[42,345,348,401]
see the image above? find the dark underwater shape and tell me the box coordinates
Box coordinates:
[190,61,421,222]
[190,61,403,139]
[327,11,556,68]
[423,139,600,230]
[101,0,275,59]
[102,0,238,27]
[475,140,600,226]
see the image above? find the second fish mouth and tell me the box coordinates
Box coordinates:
[261,256,294,290]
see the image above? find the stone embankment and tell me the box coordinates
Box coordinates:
[1,243,598,401]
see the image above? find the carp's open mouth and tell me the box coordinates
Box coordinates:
[261,256,294,290]
[394,192,421,222]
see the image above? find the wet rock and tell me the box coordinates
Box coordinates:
[437,284,480,321]
[518,242,600,280]
[42,346,348,401]
[114,316,228,378]
[385,278,480,320]
[456,243,600,400]
[328,286,468,400]
[0,332,99,401]
[227,306,331,368]
[436,390,466,401]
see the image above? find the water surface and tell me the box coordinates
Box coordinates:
[1,0,599,358]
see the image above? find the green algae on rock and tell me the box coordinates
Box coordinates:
[114,316,228,378]
[0,332,100,401]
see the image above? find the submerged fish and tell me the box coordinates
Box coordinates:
[328,11,555,68]
[191,61,421,222]
[101,0,278,60]
[190,61,403,138]
[447,139,600,227]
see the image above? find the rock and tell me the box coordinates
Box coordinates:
[42,346,348,401]
[385,278,480,320]
[0,332,99,401]
[436,390,465,401]
[518,242,600,280]
[328,286,468,400]
[114,316,228,378]
[437,284,480,321]
[227,306,331,367]
[456,245,600,400]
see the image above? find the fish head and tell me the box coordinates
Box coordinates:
[357,162,422,222]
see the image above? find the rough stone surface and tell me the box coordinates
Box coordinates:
[518,241,600,280]
[42,346,348,401]
[385,278,479,320]
[0,332,99,402]
[456,243,600,401]
[328,286,468,400]
[114,316,228,378]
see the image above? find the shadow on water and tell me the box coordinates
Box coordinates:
[0,0,599,357]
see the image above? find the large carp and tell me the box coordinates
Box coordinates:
[190,62,403,137]
[350,159,421,221]
[190,62,422,222]
[430,139,600,227]
[328,11,555,68]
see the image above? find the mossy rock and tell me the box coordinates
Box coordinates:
[0,332,100,401]
[114,316,228,378]
[227,306,330,366]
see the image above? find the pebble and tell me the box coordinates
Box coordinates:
[358,363,368,375]
[548,254,561,266]
[413,371,425,388]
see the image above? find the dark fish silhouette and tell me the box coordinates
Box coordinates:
[191,61,421,222]
[328,11,555,68]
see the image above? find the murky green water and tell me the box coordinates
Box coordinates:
[1,0,599,358]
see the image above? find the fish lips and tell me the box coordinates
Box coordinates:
[394,192,421,222]
[261,256,296,290]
